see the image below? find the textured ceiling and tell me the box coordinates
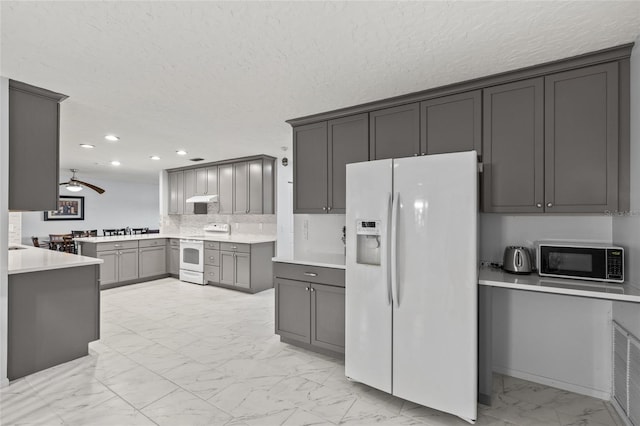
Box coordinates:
[2,1,640,183]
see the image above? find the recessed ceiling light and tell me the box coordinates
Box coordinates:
[79,144,95,149]
[105,135,120,142]
[111,160,121,166]
[176,150,187,156]
[150,155,160,160]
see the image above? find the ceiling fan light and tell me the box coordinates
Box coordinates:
[66,183,83,192]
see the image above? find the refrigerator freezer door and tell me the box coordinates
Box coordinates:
[345,159,393,393]
[392,151,478,422]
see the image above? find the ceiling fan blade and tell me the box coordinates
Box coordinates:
[59,181,71,186]
[73,179,106,194]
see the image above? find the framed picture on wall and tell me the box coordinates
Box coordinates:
[44,196,85,221]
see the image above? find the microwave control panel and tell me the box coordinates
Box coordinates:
[606,249,623,281]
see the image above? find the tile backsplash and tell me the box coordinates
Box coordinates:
[8,212,21,245]
[161,213,276,236]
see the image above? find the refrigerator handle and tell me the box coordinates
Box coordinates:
[386,192,393,305]
[391,192,399,307]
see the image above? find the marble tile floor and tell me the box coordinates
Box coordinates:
[0,278,625,426]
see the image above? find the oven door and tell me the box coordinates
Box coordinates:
[180,240,204,272]
[539,245,606,281]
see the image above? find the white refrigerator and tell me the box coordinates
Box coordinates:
[345,151,478,424]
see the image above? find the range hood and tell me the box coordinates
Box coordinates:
[185,195,218,203]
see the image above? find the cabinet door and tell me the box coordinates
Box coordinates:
[248,159,263,214]
[218,164,233,214]
[206,166,218,196]
[262,159,274,214]
[483,78,544,213]
[311,284,345,353]
[275,278,311,344]
[233,162,249,214]
[8,83,62,211]
[328,114,369,213]
[97,251,118,286]
[183,169,196,215]
[420,91,481,156]
[139,246,166,278]
[545,63,619,213]
[204,265,220,284]
[168,171,184,215]
[219,251,235,285]
[234,253,251,289]
[369,103,420,160]
[118,249,139,282]
[293,122,328,213]
[169,246,180,275]
[195,168,208,195]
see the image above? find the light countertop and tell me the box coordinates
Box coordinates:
[479,266,640,303]
[9,245,103,275]
[272,253,346,269]
[75,233,277,245]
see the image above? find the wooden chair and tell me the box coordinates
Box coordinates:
[71,230,86,238]
[31,237,48,248]
[49,234,76,253]
[130,228,148,235]
[87,229,98,237]
[147,229,160,234]
[103,228,126,236]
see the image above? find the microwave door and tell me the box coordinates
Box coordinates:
[541,247,606,280]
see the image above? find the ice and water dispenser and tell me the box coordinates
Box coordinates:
[356,219,382,265]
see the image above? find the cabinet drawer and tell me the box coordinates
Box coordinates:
[139,238,166,248]
[274,262,345,287]
[169,239,180,247]
[204,241,220,250]
[204,265,220,283]
[204,249,220,266]
[220,242,250,253]
[96,241,138,252]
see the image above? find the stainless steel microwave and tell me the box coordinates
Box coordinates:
[537,242,624,283]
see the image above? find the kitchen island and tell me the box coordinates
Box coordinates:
[8,245,102,381]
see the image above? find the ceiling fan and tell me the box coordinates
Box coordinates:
[59,169,105,194]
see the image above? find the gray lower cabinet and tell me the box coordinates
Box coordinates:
[214,242,274,293]
[139,246,167,279]
[168,240,180,276]
[274,262,345,355]
[420,90,481,156]
[97,251,118,286]
[369,103,420,160]
[116,249,139,282]
[544,62,619,213]
[204,244,220,284]
[483,78,544,213]
[9,80,67,211]
[168,171,184,215]
[96,249,138,286]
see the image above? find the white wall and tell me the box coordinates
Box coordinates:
[612,37,640,338]
[21,176,159,243]
[1,77,10,386]
[276,158,293,257]
[294,214,345,257]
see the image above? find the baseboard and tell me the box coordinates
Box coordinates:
[610,397,633,426]
[493,366,612,401]
[0,377,8,388]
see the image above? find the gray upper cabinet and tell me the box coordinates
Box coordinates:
[420,90,482,157]
[233,162,249,214]
[9,80,67,211]
[195,168,208,195]
[294,122,328,213]
[206,166,218,196]
[293,115,368,214]
[168,171,184,215]
[248,159,264,214]
[328,114,369,213]
[483,78,544,213]
[544,63,619,213]
[183,169,196,215]
[218,164,234,214]
[369,103,420,160]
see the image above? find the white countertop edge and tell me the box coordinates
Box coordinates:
[75,233,277,244]
[272,257,346,270]
[9,258,104,275]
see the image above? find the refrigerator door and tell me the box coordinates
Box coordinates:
[345,159,393,393]
[392,151,478,423]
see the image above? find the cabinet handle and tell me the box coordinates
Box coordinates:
[327,206,332,212]
[413,153,418,157]
[305,287,309,291]
[114,244,122,247]
[304,272,318,277]
[322,207,326,211]
[231,246,237,249]
[310,288,315,292]
[420,153,426,156]
[536,203,542,208]
[547,202,553,208]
